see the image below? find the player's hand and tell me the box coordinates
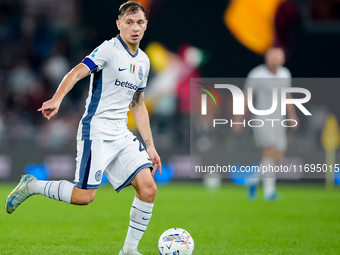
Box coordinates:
[147,147,162,176]
[38,98,61,120]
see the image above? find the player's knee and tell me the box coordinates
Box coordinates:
[71,188,96,205]
[150,183,158,197]
[139,183,157,203]
[75,194,95,205]
[83,194,96,205]
[263,146,277,159]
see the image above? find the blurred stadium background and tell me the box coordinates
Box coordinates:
[0,0,340,184]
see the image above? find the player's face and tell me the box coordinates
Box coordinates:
[265,48,285,68]
[117,10,147,47]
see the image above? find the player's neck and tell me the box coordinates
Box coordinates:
[267,65,277,74]
[127,43,138,55]
[119,35,139,55]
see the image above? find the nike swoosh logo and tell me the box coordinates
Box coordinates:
[142,217,151,220]
[147,157,151,161]
[8,192,19,207]
[118,67,127,71]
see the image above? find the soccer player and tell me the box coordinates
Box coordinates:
[5,1,161,254]
[233,47,298,200]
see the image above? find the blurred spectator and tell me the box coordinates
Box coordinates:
[0,0,80,148]
[145,42,205,148]
[36,116,75,149]
[7,60,35,93]
[43,46,70,88]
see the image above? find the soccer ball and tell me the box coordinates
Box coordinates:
[158,228,194,255]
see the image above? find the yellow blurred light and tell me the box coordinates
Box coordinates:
[225,0,287,55]
[145,42,170,73]
[321,113,340,151]
[127,100,154,131]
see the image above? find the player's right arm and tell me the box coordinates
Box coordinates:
[232,88,249,134]
[232,69,257,133]
[38,64,90,120]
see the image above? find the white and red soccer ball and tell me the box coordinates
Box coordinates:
[158,228,194,255]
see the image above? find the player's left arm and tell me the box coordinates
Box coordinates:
[286,93,299,129]
[130,91,162,175]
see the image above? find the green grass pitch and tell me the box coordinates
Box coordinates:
[1,182,340,254]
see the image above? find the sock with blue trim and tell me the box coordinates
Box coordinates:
[123,196,154,252]
[28,180,74,204]
[261,157,276,199]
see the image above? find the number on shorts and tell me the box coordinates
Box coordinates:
[133,137,145,152]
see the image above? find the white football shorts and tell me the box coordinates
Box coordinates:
[74,132,153,192]
[252,122,287,152]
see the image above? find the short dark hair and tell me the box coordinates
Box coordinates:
[118,1,147,20]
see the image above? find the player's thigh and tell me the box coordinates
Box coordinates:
[75,140,118,190]
[104,133,153,193]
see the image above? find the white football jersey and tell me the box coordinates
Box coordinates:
[245,64,291,120]
[77,35,150,140]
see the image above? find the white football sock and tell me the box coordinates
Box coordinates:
[246,162,263,187]
[246,174,260,186]
[261,157,276,198]
[28,180,74,204]
[123,196,153,252]
[263,178,276,198]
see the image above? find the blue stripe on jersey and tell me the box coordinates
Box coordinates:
[117,34,138,58]
[82,57,98,73]
[137,87,146,92]
[78,140,92,189]
[115,163,153,193]
[82,70,103,140]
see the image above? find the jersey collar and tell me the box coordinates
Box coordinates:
[116,34,139,58]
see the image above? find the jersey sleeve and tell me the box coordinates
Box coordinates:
[283,67,292,87]
[81,41,113,74]
[137,58,150,92]
[244,68,258,89]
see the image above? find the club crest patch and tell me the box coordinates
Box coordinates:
[95,170,102,182]
[138,67,143,80]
